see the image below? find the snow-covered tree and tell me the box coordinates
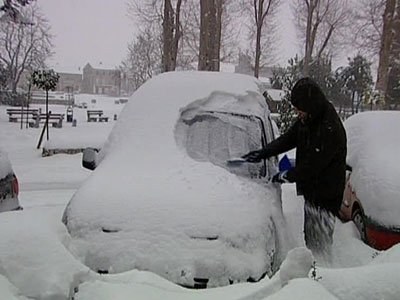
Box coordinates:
[341,54,373,114]
[31,69,59,141]
[275,56,302,133]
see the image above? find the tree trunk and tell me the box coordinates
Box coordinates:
[198,0,221,71]
[254,0,263,78]
[172,0,183,71]
[304,0,316,76]
[376,0,396,98]
[46,90,49,141]
[212,0,222,71]
[199,0,210,70]
[162,0,174,72]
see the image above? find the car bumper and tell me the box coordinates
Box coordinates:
[366,221,400,250]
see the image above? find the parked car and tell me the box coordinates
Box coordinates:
[339,111,400,250]
[62,71,288,288]
[0,150,22,213]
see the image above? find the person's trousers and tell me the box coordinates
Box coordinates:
[303,200,335,263]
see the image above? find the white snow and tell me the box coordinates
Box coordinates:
[0,72,400,299]
[0,149,13,179]
[0,208,91,299]
[63,71,286,286]
[344,111,400,226]
[0,274,28,300]
[279,247,313,286]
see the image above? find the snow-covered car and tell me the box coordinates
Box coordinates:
[0,150,21,213]
[339,111,400,250]
[62,71,288,288]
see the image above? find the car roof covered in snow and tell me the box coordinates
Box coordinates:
[100,71,269,156]
[345,111,400,227]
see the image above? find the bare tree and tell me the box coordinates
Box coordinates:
[351,0,385,59]
[0,4,53,92]
[293,0,350,76]
[127,0,239,72]
[239,0,280,78]
[0,0,35,22]
[127,0,184,73]
[121,29,162,92]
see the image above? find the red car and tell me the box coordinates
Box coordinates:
[339,111,400,250]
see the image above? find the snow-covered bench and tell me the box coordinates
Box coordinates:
[6,108,41,125]
[87,110,108,122]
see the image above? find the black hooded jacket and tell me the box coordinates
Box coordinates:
[261,78,347,214]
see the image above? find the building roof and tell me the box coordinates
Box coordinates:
[50,65,83,75]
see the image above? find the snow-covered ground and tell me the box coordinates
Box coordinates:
[1,91,400,299]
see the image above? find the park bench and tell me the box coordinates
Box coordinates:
[30,112,64,128]
[6,108,41,125]
[87,110,108,122]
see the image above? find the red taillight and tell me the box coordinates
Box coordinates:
[366,225,400,250]
[12,175,19,196]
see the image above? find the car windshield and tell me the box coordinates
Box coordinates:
[178,111,266,178]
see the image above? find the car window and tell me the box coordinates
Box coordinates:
[179,112,267,179]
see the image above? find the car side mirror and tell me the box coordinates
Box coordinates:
[82,148,98,170]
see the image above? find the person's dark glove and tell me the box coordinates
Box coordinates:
[241,149,265,163]
[271,170,290,184]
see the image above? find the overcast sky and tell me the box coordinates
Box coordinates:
[38,0,298,72]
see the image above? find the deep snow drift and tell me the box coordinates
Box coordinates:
[0,72,399,299]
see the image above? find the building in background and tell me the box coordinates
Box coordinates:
[234,53,274,86]
[81,63,121,96]
[57,71,82,95]
[19,63,128,97]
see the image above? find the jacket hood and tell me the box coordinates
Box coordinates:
[290,77,328,119]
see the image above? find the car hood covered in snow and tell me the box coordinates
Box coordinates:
[63,71,286,286]
[345,111,400,227]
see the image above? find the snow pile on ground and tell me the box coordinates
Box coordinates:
[320,258,400,299]
[42,93,124,151]
[73,247,334,300]
[1,72,400,299]
[267,279,338,300]
[0,274,28,300]
[43,123,113,150]
[279,247,313,286]
[0,210,91,299]
[344,111,400,226]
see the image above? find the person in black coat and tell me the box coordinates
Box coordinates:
[242,77,347,262]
